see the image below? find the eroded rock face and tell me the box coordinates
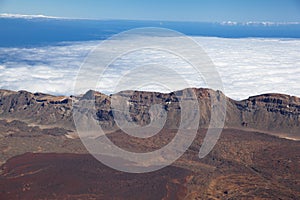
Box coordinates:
[0,88,299,136]
[0,90,74,129]
[233,94,300,134]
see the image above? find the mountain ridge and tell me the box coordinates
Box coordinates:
[0,88,299,140]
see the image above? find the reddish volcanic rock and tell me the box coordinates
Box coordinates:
[0,153,191,200]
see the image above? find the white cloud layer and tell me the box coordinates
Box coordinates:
[0,13,64,19]
[197,37,300,99]
[0,37,299,100]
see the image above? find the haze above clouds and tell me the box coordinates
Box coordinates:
[0,37,299,100]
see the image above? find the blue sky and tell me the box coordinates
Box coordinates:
[0,0,300,22]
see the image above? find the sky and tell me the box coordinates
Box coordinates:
[0,0,300,22]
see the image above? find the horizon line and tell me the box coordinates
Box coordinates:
[1,13,300,25]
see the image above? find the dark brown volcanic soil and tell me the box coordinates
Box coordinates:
[0,128,299,199]
[0,153,191,200]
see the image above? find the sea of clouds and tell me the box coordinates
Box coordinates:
[0,37,299,100]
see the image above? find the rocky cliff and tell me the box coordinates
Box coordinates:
[0,88,299,138]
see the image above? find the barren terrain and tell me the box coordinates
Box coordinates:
[0,88,299,199]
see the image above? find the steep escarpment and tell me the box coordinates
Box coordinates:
[0,90,74,129]
[0,88,299,138]
[233,93,300,134]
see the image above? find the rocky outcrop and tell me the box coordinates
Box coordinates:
[231,93,300,134]
[0,88,299,137]
[0,90,74,129]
